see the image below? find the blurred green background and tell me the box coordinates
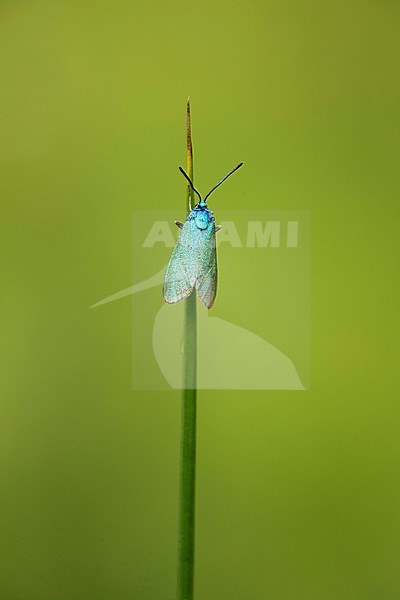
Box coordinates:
[1,1,399,598]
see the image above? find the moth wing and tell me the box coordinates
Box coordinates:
[195,234,217,309]
[163,219,197,304]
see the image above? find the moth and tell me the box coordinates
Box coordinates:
[163,162,243,309]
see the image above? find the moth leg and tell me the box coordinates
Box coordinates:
[215,225,222,232]
[175,220,184,229]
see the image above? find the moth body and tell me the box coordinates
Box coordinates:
[163,200,218,309]
[162,162,243,309]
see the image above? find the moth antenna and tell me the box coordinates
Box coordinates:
[179,167,202,205]
[203,162,244,202]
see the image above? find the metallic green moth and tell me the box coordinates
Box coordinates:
[163,163,243,309]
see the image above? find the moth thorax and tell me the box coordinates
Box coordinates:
[195,211,210,230]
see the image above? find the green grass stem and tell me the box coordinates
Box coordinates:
[177,98,197,600]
